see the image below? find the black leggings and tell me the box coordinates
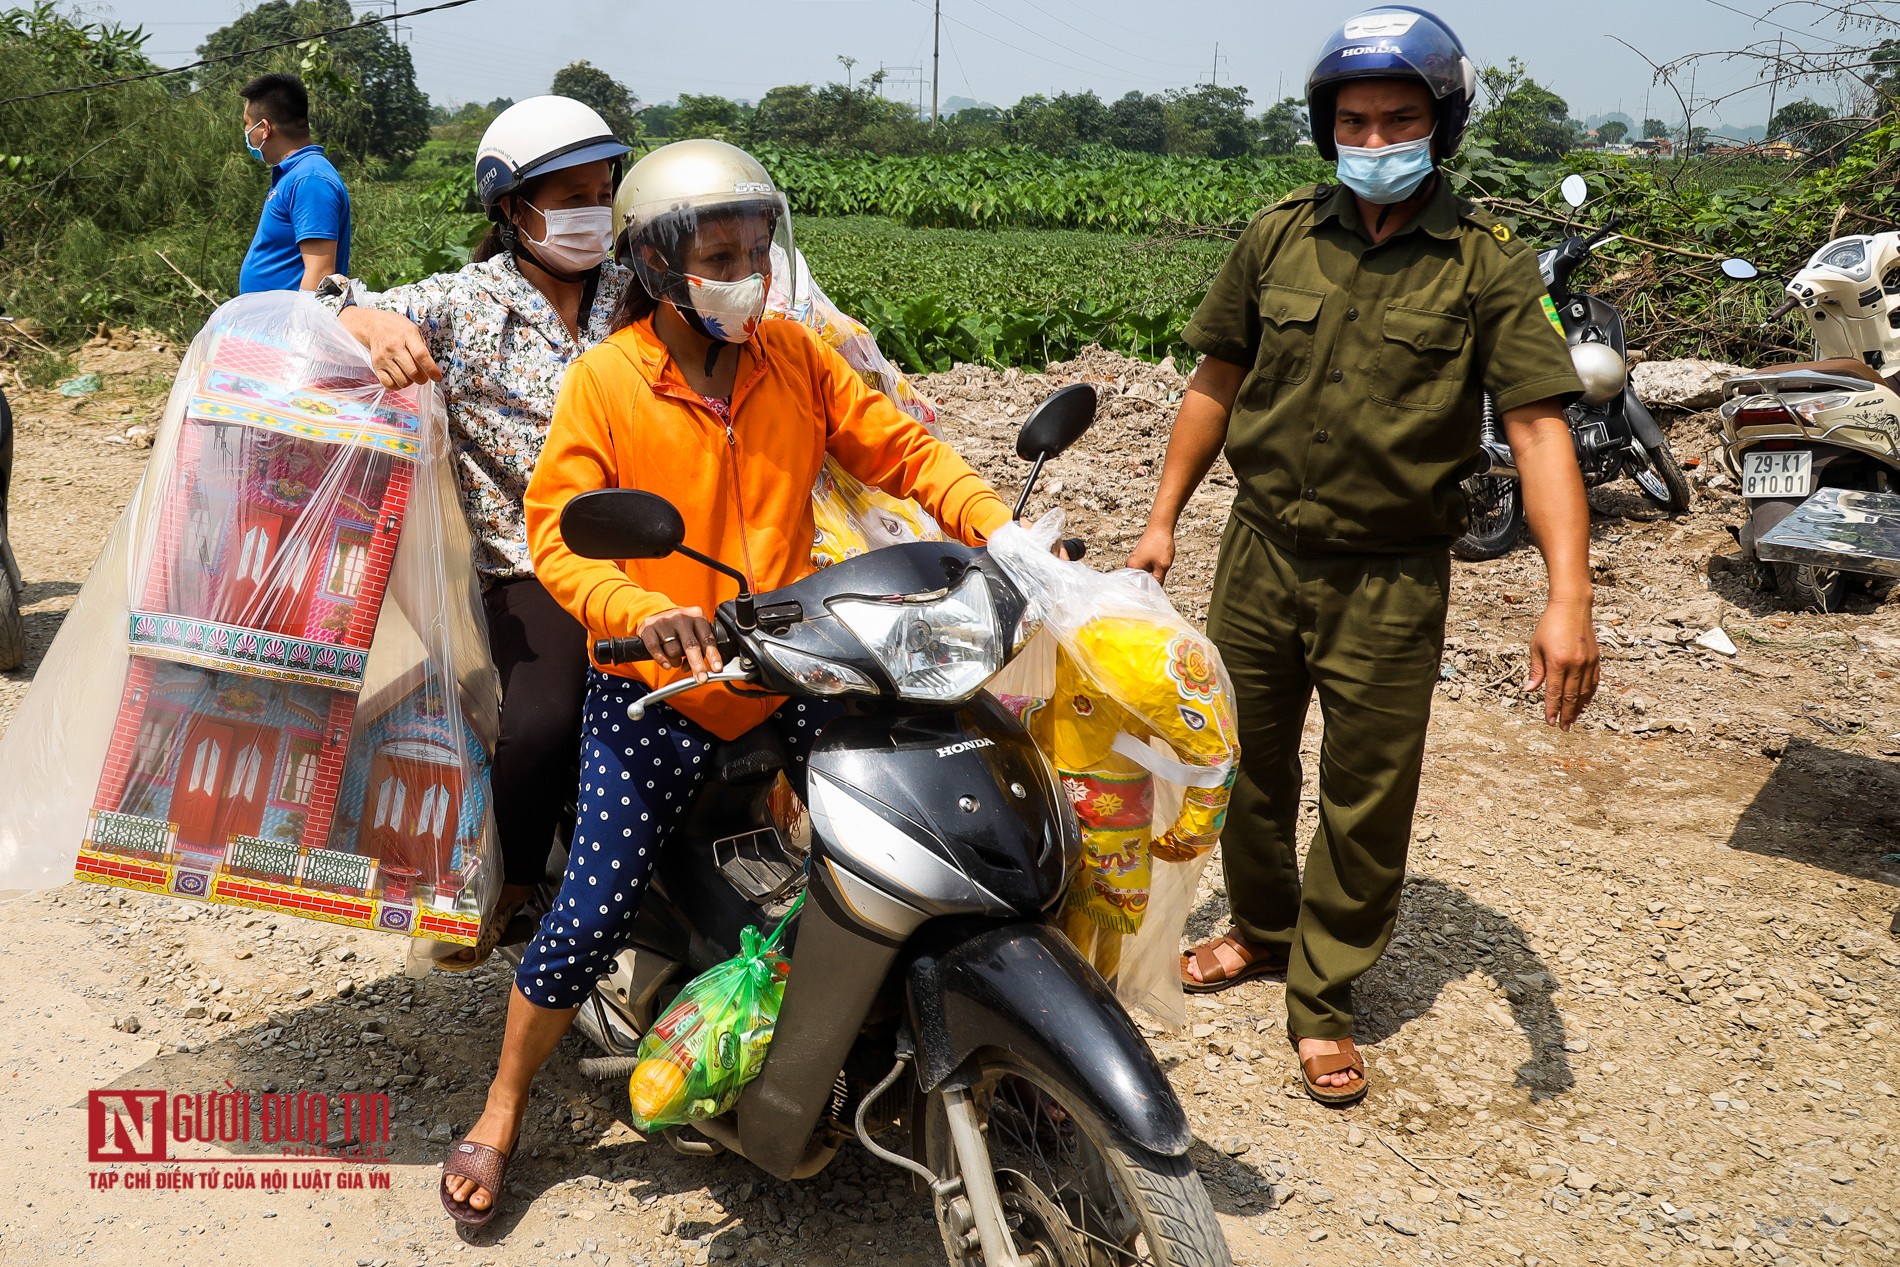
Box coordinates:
[482,576,591,887]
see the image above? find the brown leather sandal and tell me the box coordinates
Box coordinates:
[439,1126,521,1227]
[1291,1036,1369,1108]
[1179,930,1289,994]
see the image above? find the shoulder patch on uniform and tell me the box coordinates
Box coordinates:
[1490,222,1511,243]
[1540,294,1564,335]
[1267,183,1325,214]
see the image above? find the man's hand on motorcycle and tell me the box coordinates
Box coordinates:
[637,607,722,681]
[340,306,442,390]
[1126,525,1175,583]
[1525,598,1600,730]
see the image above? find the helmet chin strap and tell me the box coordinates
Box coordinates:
[661,283,734,373]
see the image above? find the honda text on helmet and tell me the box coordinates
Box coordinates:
[1307,6,1476,205]
[613,139,797,347]
[476,96,632,279]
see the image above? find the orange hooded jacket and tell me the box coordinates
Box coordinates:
[524,315,1011,740]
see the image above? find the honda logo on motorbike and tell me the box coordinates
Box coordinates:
[936,738,995,758]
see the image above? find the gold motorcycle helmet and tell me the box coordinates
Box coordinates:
[612,139,798,344]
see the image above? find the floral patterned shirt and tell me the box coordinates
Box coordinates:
[342,255,634,585]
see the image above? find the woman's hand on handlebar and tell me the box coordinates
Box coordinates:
[338,306,442,390]
[636,607,722,682]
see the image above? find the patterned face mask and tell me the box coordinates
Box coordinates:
[681,272,768,344]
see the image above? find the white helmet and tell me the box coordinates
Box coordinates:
[476,95,631,218]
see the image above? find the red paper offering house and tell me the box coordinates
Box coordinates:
[74,330,484,944]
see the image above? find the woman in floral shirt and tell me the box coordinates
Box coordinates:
[328,97,631,965]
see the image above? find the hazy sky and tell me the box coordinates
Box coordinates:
[127,0,1876,128]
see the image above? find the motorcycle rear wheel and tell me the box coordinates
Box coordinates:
[1452,475,1524,562]
[1629,441,1693,513]
[1771,562,1847,613]
[924,1056,1231,1267]
[0,561,23,672]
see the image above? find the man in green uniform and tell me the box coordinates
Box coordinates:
[1127,6,1600,1107]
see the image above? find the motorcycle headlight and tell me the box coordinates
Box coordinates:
[831,569,1005,704]
[757,641,877,697]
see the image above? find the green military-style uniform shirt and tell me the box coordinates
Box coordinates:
[1185,178,1584,554]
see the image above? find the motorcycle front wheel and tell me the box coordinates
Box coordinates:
[924,1056,1231,1267]
[1629,441,1693,513]
[1452,474,1524,562]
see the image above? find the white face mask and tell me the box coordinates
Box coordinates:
[519,204,613,273]
[682,272,768,343]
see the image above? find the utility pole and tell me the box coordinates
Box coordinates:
[932,0,941,126]
[1212,42,1219,87]
[1764,34,1784,139]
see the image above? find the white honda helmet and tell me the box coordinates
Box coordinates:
[475,96,631,218]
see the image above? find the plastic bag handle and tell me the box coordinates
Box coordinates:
[761,890,805,952]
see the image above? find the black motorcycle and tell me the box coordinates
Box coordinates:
[1456,174,1692,560]
[501,385,1232,1267]
[0,227,23,672]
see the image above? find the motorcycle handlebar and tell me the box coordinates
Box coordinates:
[594,636,652,665]
[1766,296,1799,322]
[1584,214,1622,250]
[593,545,1086,665]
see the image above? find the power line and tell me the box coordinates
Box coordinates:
[958,0,1168,82]
[1011,0,1204,72]
[1694,0,1857,51]
[906,0,1175,87]
[0,0,489,108]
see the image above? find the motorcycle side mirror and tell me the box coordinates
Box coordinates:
[1015,383,1098,462]
[1012,384,1098,519]
[1560,174,1589,209]
[561,489,685,560]
[1720,258,1760,281]
[561,489,758,629]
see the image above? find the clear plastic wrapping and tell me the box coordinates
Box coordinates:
[989,512,1240,1027]
[0,293,499,944]
[768,247,948,569]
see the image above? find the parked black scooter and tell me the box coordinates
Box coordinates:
[501,385,1232,1267]
[0,227,24,672]
[1456,175,1692,559]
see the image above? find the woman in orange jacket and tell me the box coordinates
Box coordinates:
[439,140,1011,1225]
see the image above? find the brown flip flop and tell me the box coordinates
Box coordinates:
[1292,1036,1369,1108]
[1180,930,1288,994]
[439,1127,520,1226]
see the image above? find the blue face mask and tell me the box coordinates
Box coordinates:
[243,119,267,163]
[1335,136,1435,204]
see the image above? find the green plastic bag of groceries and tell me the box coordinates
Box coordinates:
[626,898,799,1131]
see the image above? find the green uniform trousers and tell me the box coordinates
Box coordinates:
[1205,515,1450,1040]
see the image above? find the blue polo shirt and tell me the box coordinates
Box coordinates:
[239,145,352,294]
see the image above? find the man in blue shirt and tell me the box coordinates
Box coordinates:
[238,73,352,293]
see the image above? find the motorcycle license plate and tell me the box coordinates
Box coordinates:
[1742,450,1812,499]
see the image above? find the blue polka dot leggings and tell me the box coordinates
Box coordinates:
[515,669,833,1010]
